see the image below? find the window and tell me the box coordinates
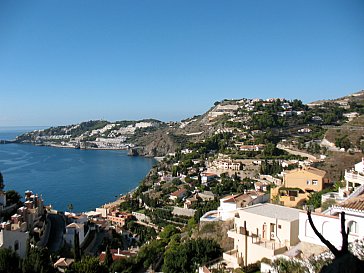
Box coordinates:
[312,180,318,185]
[306,180,311,185]
[348,221,358,234]
[288,190,298,197]
[14,240,19,251]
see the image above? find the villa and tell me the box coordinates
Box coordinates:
[64,223,85,246]
[271,166,327,207]
[223,203,300,268]
[169,188,188,201]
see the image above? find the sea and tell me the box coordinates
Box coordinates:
[0,127,156,212]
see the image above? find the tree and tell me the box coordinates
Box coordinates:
[104,245,113,270]
[162,239,222,273]
[159,225,180,244]
[22,246,54,273]
[136,240,165,270]
[73,231,81,262]
[71,256,108,273]
[68,203,74,213]
[6,190,22,206]
[0,248,21,273]
[111,257,138,273]
[0,172,4,190]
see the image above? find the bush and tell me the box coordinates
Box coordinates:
[242,261,260,273]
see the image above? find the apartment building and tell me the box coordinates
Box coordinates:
[223,203,300,268]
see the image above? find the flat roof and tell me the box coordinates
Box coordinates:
[239,203,301,221]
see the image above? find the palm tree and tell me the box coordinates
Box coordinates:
[67,203,74,213]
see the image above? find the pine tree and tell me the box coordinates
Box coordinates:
[104,245,113,270]
[73,231,81,262]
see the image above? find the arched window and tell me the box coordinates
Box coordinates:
[305,219,315,238]
[348,221,358,234]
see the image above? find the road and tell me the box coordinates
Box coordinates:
[277,144,318,161]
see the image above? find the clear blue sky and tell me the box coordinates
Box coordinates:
[1,0,363,126]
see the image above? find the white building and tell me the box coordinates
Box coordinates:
[64,223,85,246]
[344,159,364,192]
[0,227,29,258]
[224,204,300,268]
[299,194,364,251]
[217,191,269,221]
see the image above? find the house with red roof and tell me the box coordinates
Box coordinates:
[169,188,188,201]
[99,248,138,262]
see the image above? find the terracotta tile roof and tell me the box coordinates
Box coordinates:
[337,194,364,211]
[201,172,217,177]
[170,188,187,197]
[66,223,84,229]
[99,249,137,262]
[222,192,254,203]
[54,258,74,268]
[285,166,326,177]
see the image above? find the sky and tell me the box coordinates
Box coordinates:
[0,0,363,126]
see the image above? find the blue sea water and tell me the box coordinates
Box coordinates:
[0,127,156,212]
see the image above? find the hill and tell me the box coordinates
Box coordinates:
[10,90,364,165]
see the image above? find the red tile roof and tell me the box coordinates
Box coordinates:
[99,249,137,262]
[337,194,364,211]
[170,188,187,197]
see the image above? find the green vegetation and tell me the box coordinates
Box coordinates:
[0,248,21,273]
[22,244,55,273]
[306,188,333,209]
[125,219,157,245]
[271,257,309,273]
[162,238,222,273]
[69,256,108,273]
[6,190,22,206]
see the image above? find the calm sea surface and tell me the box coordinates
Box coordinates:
[0,127,156,212]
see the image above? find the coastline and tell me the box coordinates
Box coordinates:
[1,141,156,213]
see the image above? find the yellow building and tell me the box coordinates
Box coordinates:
[271,167,327,207]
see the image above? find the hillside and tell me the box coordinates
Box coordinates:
[10,90,364,168]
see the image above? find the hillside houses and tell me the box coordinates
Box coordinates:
[0,190,46,258]
[208,159,241,171]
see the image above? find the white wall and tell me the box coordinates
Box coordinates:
[299,212,345,249]
[218,201,237,220]
[0,229,29,258]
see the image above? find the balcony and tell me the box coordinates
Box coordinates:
[223,249,242,269]
[227,227,247,240]
[321,191,346,204]
[253,237,287,252]
[345,170,364,186]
